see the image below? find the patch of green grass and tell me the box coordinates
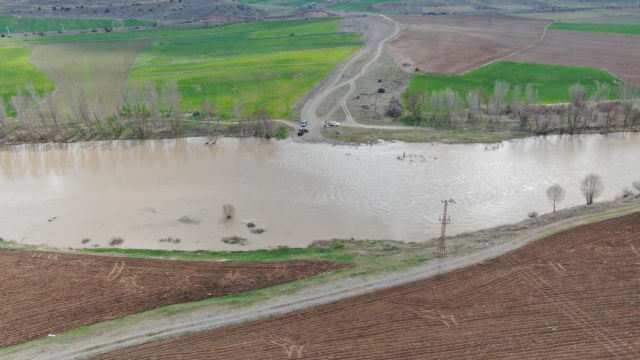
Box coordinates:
[0,46,55,110]
[409,61,619,104]
[549,21,640,35]
[84,244,355,263]
[0,16,153,33]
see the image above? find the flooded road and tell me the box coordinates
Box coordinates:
[1,133,639,251]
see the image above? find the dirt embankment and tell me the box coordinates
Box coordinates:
[386,14,550,75]
[0,252,346,348]
[94,212,640,359]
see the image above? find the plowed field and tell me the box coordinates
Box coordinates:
[386,15,549,74]
[511,30,640,84]
[96,212,640,359]
[0,250,347,348]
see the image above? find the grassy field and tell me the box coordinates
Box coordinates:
[29,40,149,116]
[409,61,619,104]
[0,16,153,33]
[0,46,55,111]
[549,21,640,36]
[0,19,360,120]
[129,19,360,118]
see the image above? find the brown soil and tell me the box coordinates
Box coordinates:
[0,250,347,348]
[510,30,640,84]
[95,212,640,359]
[387,15,550,75]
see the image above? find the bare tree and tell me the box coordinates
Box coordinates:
[591,81,611,102]
[0,97,6,138]
[489,80,510,118]
[222,204,236,219]
[145,81,161,131]
[202,99,213,127]
[566,83,592,134]
[161,80,180,117]
[546,184,566,212]
[580,173,604,205]
[466,90,482,123]
[402,89,427,125]
[525,84,539,105]
[632,180,640,193]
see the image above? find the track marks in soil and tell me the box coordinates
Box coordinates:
[0,251,347,348]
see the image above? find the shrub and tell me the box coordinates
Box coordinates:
[251,228,265,234]
[223,204,236,219]
[378,88,386,94]
[222,236,248,245]
[109,237,124,246]
[81,238,90,244]
[528,212,538,219]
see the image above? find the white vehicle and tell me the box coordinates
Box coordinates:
[329,121,340,127]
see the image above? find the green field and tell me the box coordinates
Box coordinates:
[0,46,55,110]
[130,20,360,117]
[0,15,153,33]
[409,62,619,104]
[549,21,640,36]
[0,19,360,119]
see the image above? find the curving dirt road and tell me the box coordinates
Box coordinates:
[299,15,410,141]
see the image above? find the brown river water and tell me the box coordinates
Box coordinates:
[1,133,639,251]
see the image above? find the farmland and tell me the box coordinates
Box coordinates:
[29,40,150,116]
[0,46,55,110]
[1,19,361,119]
[386,15,549,75]
[550,21,640,36]
[0,248,347,348]
[0,16,153,33]
[408,61,619,103]
[94,211,640,360]
[510,29,640,84]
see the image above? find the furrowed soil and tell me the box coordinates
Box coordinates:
[386,15,550,75]
[95,212,640,359]
[510,30,640,84]
[0,250,346,348]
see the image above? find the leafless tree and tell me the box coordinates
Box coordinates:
[402,89,427,125]
[10,91,33,140]
[222,204,236,219]
[580,173,604,205]
[546,184,566,212]
[617,83,639,101]
[430,88,461,125]
[67,85,94,135]
[145,81,161,131]
[596,101,619,129]
[591,81,611,102]
[525,84,539,105]
[202,99,213,127]
[489,80,510,118]
[466,90,482,123]
[385,96,403,119]
[0,97,6,138]
[632,180,640,193]
[124,82,150,138]
[161,80,180,117]
[565,83,592,134]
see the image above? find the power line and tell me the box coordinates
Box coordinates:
[437,198,455,257]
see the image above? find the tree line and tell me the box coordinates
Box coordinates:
[399,81,640,135]
[0,80,281,144]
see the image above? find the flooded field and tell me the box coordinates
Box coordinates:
[1,133,639,251]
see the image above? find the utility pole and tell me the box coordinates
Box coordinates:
[60,23,65,33]
[112,21,115,31]
[5,26,9,37]
[437,198,455,257]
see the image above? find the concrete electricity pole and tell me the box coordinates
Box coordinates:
[60,23,65,33]
[5,26,9,37]
[437,198,455,257]
[112,21,116,30]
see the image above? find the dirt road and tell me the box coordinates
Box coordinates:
[298,15,411,141]
[7,200,640,359]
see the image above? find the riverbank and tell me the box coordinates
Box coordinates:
[3,196,639,359]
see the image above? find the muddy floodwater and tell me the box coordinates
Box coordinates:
[1,133,639,251]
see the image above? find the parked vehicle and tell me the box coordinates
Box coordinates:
[298,129,304,136]
[329,121,340,127]
[301,120,308,127]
